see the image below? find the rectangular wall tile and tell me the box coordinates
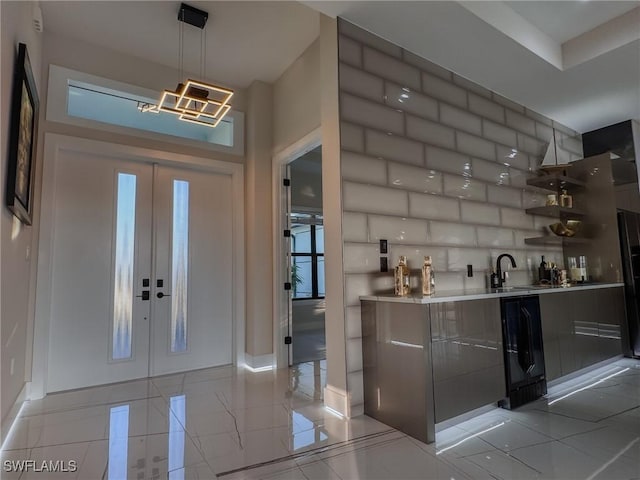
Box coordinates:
[482,120,518,148]
[369,214,429,244]
[430,221,476,246]
[348,371,365,404]
[501,207,534,229]
[366,129,423,166]
[525,108,553,126]
[468,93,505,123]
[496,145,529,171]
[422,72,467,107]
[487,184,522,207]
[460,200,501,225]
[464,273,488,290]
[339,35,362,67]
[343,182,408,215]
[346,306,363,339]
[403,50,453,80]
[385,83,438,121]
[443,174,487,202]
[406,115,456,149]
[347,338,363,372]
[342,212,369,242]
[339,63,384,102]
[440,104,482,135]
[472,158,509,184]
[535,122,554,143]
[341,122,365,152]
[339,20,402,58]
[363,47,421,90]
[409,192,460,221]
[388,162,443,194]
[341,93,404,135]
[517,132,546,157]
[492,92,525,113]
[342,151,387,185]
[506,110,537,136]
[456,132,496,161]
[433,271,465,291]
[452,74,492,98]
[522,190,547,209]
[389,245,447,271]
[509,168,530,188]
[344,272,394,306]
[477,226,514,247]
[343,243,381,274]
[425,146,471,177]
[448,248,492,271]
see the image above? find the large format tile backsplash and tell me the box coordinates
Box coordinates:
[337,20,583,413]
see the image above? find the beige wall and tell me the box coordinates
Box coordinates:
[1,0,43,432]
[273,39,321,155]
[245,81,274,363]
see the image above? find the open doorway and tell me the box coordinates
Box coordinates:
[288,147,326,364]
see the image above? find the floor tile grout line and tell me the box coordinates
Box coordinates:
[19,394,167,419]
[214,429,398,477]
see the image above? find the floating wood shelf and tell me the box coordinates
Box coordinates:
[526,174,586,191]
[525,205,585,218]
[524,236,590,246]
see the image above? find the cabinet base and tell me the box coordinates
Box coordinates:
[499,379,547,410]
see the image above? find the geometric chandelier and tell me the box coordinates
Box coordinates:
[140,3,233,128]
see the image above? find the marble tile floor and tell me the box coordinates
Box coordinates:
[1,357,639,479]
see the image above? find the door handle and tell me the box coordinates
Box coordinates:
[157,292,171,299]
[136,291,150,301]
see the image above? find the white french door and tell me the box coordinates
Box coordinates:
[46,148,233,392]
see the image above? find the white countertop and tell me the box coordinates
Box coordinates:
[360,282,624,304]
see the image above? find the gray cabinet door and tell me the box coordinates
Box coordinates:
[430,298,504,423]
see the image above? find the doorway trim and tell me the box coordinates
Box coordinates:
[31,133,245,398]
[271,128,321,369]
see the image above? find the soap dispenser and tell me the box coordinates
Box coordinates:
[394,256,411,296]
[422,256,435,296]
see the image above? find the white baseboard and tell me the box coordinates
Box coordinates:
[1,382,29,447]
[244,352,275,371]
[324,384,350,418]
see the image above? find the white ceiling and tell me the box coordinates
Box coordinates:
[40,1,639,133]
[505,1,638,44]
[39,1,320,88]
[307,0,640,133]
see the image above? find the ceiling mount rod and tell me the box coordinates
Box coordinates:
[178,3,208,29]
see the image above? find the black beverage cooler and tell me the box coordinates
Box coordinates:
[499,295,547,409]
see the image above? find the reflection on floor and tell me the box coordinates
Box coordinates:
[292,328,326,365]
[1,358,639,479]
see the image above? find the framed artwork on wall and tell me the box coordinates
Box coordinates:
[6,42,39,225]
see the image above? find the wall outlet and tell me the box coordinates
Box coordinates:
[467,264,473,277]
[10,358,15,376]
[380,257,388,272]
[379,239,388,254]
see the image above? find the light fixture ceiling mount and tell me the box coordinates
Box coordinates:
[142,3,233,128]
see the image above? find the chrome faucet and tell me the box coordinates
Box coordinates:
[496,253,517,288]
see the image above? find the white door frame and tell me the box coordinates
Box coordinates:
[31,133,245,398]
[272,128,322,369]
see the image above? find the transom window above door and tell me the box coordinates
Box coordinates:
[46,65,244,156]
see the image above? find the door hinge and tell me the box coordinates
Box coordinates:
[284,229,291,237]
[284,282,292,291]
[284,336,292,345]
[283,178,291,187]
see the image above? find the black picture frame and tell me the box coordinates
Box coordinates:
[6,42,39,225]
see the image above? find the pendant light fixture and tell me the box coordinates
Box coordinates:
[141,3,233,128]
